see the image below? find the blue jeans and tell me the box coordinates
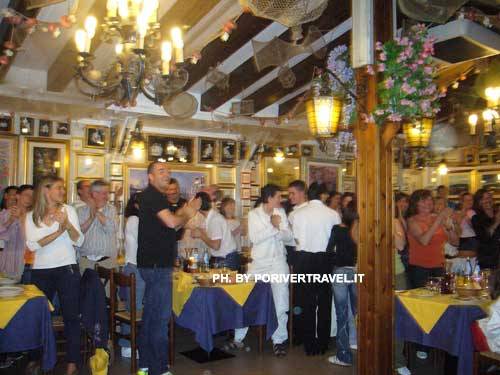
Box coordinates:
[119,263,146,348]
[332,267,357,364]
[138,267,172,375]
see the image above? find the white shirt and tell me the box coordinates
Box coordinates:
[124,215,139,265]
[290,200,341,253]
[25,204,84,269]
[286,202,308,247]
[248,205,293,266]
[227,218,241,252]
[206,209,237,258]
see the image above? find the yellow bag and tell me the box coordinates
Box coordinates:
[89,348,109,375]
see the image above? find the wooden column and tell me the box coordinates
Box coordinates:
[354,0,396,374]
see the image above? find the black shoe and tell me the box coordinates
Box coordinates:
[273,343,287,357]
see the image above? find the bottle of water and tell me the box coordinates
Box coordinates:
[204,250,210,270]
[465,257,473,276]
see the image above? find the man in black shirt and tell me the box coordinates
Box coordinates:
[137,161,200,375]
[166,178,187,213]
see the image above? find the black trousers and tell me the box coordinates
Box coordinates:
[293,251,333,352]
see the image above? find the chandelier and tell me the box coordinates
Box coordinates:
[74,0,188,107]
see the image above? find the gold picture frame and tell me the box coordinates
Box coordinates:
[24,137,69,188]
[85,125,109,149]
[75,153,106,179]
[0,135,18,192]
[262,157,300,191]
[303,159,342,193]
[216,167,236,185]
[110,163,123,177]
[198,138,218,164]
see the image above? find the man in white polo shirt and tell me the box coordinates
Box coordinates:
[192,191,239,271]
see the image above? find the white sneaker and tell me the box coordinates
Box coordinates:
[416,351,428,360]
[350,344,357,350]
[397,366,411,375]
[328,355,352,367]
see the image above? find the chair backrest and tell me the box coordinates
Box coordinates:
[95,264,113,289]
[112,271,137,322]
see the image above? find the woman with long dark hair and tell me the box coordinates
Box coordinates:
[406,189,459,288]
[233,184,293,356]
[24,176,83,375]
[471,189,500,269]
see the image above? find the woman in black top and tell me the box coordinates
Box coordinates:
[471,189,500,269]
[327,205,358,367]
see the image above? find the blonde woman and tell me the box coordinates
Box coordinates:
[25,176,84,375]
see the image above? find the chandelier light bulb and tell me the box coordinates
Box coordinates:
[171,27,183,47]
[84,16,97,40]
[115,43,123,55]
[485,86,500,107]
[468,113,478,135]
[273,149,285,163]
[106,0,118,17]
[161,41,172,75]
[437,161,448,176]
[118,0,129,20]
[75,29,87,53]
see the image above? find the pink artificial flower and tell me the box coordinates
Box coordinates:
[401,99,414,107]
[420,100,431,112]
[378,63,386,72]
[379,52,387,61]
[402,83,416,95]
[424,66,433,75]
[385,78,394,89]
[375,41,383,51]
[388,113,402,122]
[375,109,385,116]
[361,113,375,123]
[417,59,424,65]
[366,65,375,75]
[410,64,418,71]
[400,37,409,46]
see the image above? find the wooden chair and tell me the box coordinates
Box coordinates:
[110,271,141,374]
[473,351,500,375]
[93,265,115,362]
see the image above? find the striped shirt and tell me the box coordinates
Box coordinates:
[77,203,118,260]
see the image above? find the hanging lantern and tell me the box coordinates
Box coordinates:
[306,95,343,138]
[403,117,434,148]
[129,121,145,151]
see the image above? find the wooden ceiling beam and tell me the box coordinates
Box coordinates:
[243,32,350,114]
[200,0,350,111]
[0,0,40,81]
[46,0,221,92]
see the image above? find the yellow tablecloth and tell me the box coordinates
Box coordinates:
[172,272,255,316]
[0,284,52,329]
[397,289,491,334]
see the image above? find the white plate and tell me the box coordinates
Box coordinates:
[0,278,18,286]
[0,286,24,298]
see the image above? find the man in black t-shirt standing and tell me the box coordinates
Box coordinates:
[137,162,200,375]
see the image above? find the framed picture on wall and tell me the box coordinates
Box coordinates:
[301,145,314,157]
[250,185,260,197]
[0,115,13,133]
[447,172,471,196]
[220,187,236,199]
[198,138,218,163]
[110,163,123,177]
[241,188,251,199]
[85,126,109,149]
[25,138,68,187]
[110,180,123,194]
[56,122,71,135]
[304,159,341,193]
[147,135,193,164]
[0,135,18,193]
[241,172,251,184]
[343,178,356,193]
[20,117,34,136]
[262,157,300,191]
[76,153,106,179]
[216,167,235,185]
[38,120,52,137]
[220,140,237,164]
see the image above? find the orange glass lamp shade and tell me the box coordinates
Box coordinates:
[306,95,343,138]
[403,117,434,148]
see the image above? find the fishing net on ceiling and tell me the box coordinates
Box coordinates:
[240,0,328,27]
[397,0,466,23]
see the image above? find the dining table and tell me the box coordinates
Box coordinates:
[0,284,56,371]
[171,271,278,353]
[395,288,490,375]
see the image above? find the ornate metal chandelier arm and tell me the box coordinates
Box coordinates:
[74,78,117,99]
[76,66,121,93]
[139,83,157,102]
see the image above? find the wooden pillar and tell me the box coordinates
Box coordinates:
[354,0,396,374]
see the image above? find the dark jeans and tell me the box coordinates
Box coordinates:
[31,264,81,364]
[210,251,240,271]
[138,267,172,375]
[407,265,444,289]
[294,251,333,353]
[332,266,357,364]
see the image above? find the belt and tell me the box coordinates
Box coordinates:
[83,256,110,263]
